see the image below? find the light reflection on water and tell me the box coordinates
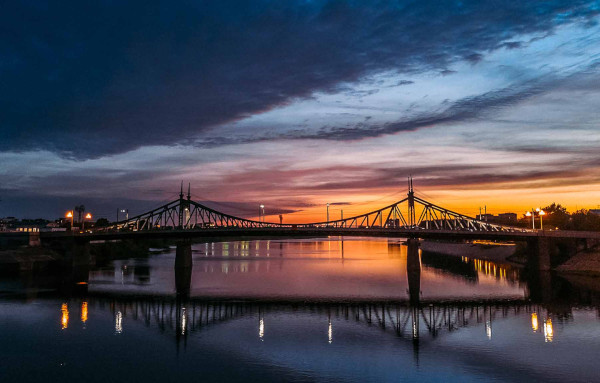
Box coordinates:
[1,237,600,382]
[0,297,598,382]
[88,237,525,301]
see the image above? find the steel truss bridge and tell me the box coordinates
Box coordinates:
[101,179,523,234]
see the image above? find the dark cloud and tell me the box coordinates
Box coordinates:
[500,41,523,49]
[464,53,484,64]
[440,69,458,76]
[225,74,565,143]
[0,188,298,220]
[1,0,598,158]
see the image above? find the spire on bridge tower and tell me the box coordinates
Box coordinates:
[179,181,184,200]
[187,183,191,201]
[408,176,416,227]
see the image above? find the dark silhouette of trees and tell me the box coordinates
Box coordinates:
[541,203,570,229]
[518,202,600,231]
[95,218,110,227]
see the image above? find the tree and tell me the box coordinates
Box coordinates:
[95,218,110,227]
[542,203,570,229]
[569,209,600,231]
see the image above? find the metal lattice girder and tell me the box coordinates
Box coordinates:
[98,185,525,233]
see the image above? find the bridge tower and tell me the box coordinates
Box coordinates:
[178,182,191,228]
[407,176,416,227]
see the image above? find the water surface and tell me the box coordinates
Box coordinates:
[1,237,599,382]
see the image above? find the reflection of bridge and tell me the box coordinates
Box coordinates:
[58,239,546,348]
[84,296,541,343]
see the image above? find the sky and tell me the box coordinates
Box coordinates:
[1,0,600,222]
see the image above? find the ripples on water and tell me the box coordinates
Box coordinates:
[0,237,599,382]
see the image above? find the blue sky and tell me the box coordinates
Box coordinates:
[1,1,600,220]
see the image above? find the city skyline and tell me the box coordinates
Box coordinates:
[1,1,600,221]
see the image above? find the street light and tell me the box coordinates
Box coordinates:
[117,208,128,222]
[327,203,330,224]
[83,212,92,231]
[539,209,546,230]
[525,210,535,230]
[259,205,265,222]
[66,211,74,230]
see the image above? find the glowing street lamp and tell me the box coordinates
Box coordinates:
[538,209,546,230]
[326,203,330,224]
[66,211,74,230]
[259,205,265,222]
[525,211,535,230]
[82,212,92,231]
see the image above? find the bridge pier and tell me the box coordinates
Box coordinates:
[532,237,552,271]
[175,241,193,296]
[60,239,91,295]
[406,239,421,305]
[528,236,584,271]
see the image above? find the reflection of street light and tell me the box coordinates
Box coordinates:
[259,318,264,340]
[61,303,69,330]
[531,313,539,332]
[544,318,553,342]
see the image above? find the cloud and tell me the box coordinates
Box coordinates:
[1,0,598,158]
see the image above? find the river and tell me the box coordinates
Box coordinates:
[0,237,598,382]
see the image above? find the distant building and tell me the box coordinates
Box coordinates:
[0,217,17,232]
[498,213,518,222]
[16,226,40,233]
[590,209,600,216]
[480,213,495,221]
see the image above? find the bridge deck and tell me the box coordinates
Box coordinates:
[39,227,600,242]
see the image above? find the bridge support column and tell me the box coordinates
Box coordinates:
[530,237,552,271]
[406,239,421,305]
[60,240,91,295]
[175,241,193,296]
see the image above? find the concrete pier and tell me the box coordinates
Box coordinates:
[406,239,421,305]
[175,241,193,296]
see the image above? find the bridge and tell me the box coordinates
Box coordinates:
[99,178,521,233]
[22,178,597,270]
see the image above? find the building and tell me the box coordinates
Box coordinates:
[498,213,518,222]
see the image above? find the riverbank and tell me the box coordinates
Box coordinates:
[420,240,516,263]
[0,246,60,274]
[556,249,600,276]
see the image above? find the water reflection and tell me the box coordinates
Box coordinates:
[81,238,529,302]
[61,303,69,330]
[48,296,599,354]
[115,311,123,334]
[0,295,592,382]
[544,318,554,342]
[2,235,600,382]
[531,312,539,332]
[81,301,88,327]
